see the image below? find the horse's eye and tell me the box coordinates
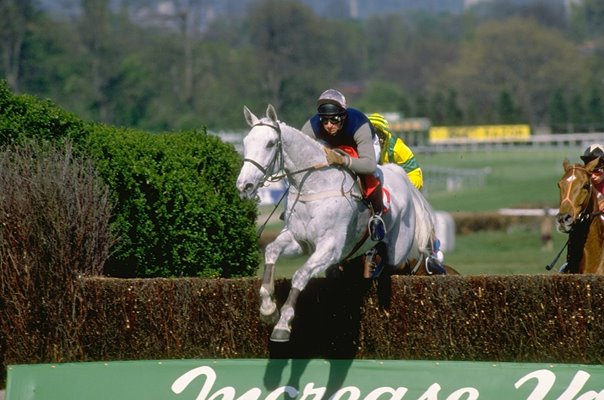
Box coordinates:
[266,140,276,149]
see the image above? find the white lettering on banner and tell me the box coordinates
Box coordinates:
[514,369,604,400]
[447,388,480,400]
[300,383,326,400]
[331,386,361,400]
[265,386,298,400]
[171,365,604,400]
[171,366,264,400]
[417,384,440,400]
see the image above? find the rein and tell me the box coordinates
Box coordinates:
[244,120,333,234]
[558,165,603,274]
[560,165,597,224]
[242,120,329,183]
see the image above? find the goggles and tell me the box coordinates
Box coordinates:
[320,115,344,125]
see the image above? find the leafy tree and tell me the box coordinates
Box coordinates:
[440,17,586,126]
[568,92,586,133]
[497,89,523,124]
[549,89,568,133]
[570,0,604,39]
[586,86,604,131]
[444,89,463,125]
[429,91,446,125]
[357,81,411,116]
[0,0,37,91]
[245,0,340,126]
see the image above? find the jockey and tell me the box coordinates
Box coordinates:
[301,89,386,241]
[367,113,424,190]
[580,143,604,217]
[368,112,446,274]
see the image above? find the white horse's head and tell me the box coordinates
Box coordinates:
[236,104,282,200]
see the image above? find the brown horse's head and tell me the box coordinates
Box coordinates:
[556,158,599,233]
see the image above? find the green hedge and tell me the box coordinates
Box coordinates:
[0,80,260,278]
[83,126,259,277]
[0,81,87,144]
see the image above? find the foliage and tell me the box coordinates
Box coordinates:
[4,2,604,131]
[0,80,261,278]
[440,17,586,124]
[0,140,114,367]
[83,125,260,278]
[0,80,87,145]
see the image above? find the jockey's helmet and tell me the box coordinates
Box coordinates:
[317,89,346,116]
[368,113,391,141]
[581,143,604,166]
[368,113,389,132]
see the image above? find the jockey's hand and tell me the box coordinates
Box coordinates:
[324,147,346,166]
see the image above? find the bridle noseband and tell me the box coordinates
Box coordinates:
[560,165,595,225]
[242,120,285,187]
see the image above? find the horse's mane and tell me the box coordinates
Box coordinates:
[277,121,324,152]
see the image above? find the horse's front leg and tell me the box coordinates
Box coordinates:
[260,229,304,323]
[270,243,340,342]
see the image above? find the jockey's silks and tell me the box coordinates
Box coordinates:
[309,108,375,148]
[335,145,380,199]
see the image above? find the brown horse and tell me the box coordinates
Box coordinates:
[556,158,604,274]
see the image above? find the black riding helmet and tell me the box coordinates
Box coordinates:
[580,144,604,166]
[318,103,345,116]
[317,89,347,116]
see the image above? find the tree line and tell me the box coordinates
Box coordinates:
[2,0,604,133]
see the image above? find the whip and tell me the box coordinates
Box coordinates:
[545,239,569,271]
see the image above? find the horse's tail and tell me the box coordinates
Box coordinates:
[410,188,437,258]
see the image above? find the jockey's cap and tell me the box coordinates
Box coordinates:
[581,143,604,164]
[368,113,389,132]
[317,89,347,115]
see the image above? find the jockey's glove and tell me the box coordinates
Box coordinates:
[324,147,348,167]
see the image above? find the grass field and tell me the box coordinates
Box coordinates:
[255,146,581,278]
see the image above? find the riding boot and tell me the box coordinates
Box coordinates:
[426,238,447,275]
[368,183,386,241]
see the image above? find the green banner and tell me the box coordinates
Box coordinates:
[6,359,604,400]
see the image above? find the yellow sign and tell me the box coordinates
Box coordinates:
[429,125,530,143]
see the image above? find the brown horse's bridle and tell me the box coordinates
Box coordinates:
[559,165,594,225]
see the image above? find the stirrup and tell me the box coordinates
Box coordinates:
[368,214,386,241]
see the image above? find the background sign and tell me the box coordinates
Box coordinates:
[429,125,531,143]
[6,359,604,400]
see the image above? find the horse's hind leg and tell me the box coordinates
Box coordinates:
[260,229,303,323]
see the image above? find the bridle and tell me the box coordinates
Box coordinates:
[242,120,329,188]
[242,119,285,186]
[559,165,596,226]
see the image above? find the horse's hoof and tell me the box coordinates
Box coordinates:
[270,328,291,342]
[260,302,277,317]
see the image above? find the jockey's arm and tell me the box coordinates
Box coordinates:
[300,120,314,138]
[350,123,377,175]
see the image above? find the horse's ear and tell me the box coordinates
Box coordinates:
[243,106,258,127]
[266,104,278,123]
[586,157,600,172]
[563,158,571,171]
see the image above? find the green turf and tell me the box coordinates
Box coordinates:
[418,147,581,212]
